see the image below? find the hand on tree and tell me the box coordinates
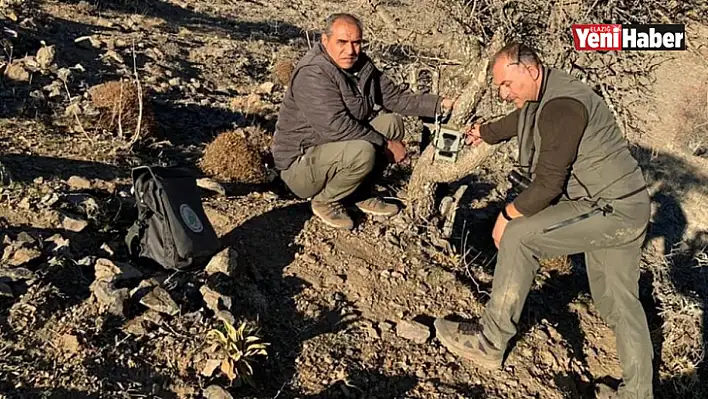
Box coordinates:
[465,123,483,146]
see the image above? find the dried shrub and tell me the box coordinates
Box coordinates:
[539,256,572,275]
[272,58,295,87]
[675,85,708,157]
[199,129,266,184]
[88,80,155,138]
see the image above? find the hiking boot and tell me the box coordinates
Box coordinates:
[434,318,504,370]
[311,201,354,230]
[355,197,399,217]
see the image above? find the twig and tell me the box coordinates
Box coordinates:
[117,80,124,138]
[304,30,312,49]
[272,381,288,399]
[125,38,144,149]
[460,220,490,297]
[61,78,94,144]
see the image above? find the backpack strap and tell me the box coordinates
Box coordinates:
[125,221,142,256]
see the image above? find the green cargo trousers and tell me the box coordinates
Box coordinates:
[280,113,404,204]
[480,192,654,398]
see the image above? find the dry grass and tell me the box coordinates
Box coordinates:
[272,58,295,87]
[539,256,572,275]
[199,129,266,184]
[643,234,708,397]
[675,84,708,157]
[88,80,155,139]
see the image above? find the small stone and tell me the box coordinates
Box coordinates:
[123,317,148,336]
[4,62,30,82]
[94,258,142,282]
[59,212,89,232]
[536,328,550,341]
[16,233,35,245]
[168,77,181,87]
[215,310,235,325]
[300,253,316,264]
[40,193,59,207]
[140,287,179,316]
[90,279,129,316]
[200,285,232,313]
[18,197,31,209]
[66,176,91,190]
[0,267,35,281]
[391,271,404,280]
[378,321,394,332]
[396,320,430,344]
[256,82,275,94]
[142,310,164,325]
[202,361,223,378]
[100,243,115,256]
[36,45,56,70]
[205,247,238,277]
[33,177,44,185]
[130,278,160,299]
[197,177,226,196]
[5,247,42,267]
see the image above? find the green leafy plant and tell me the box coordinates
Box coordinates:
[203,319,269,386]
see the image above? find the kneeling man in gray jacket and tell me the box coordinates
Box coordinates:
[272,13,454,230]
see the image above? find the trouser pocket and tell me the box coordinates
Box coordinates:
[542,205,613,234]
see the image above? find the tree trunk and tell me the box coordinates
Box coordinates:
[406,32,505,221]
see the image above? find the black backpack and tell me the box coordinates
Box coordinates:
[125,166,221,270]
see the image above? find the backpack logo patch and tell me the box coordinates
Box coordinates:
[180,204,204,233]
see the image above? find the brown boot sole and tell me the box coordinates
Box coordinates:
[312,206,353,230]
[435,321,502,371]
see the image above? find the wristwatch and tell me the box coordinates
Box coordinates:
[501,206,513,221]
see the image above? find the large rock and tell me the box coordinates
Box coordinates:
[203,385,233,399]
[205,247,238,277]
[200,285,232,313]
[90,279,129,316]
[59,212,89,232]
[66,175,92,190]
[94,258,142,282]
[396,320,430,344]
[140,286,179,316]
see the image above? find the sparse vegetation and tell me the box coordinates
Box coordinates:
[203,319,269,387]
[199,129,267,184]
[0,0,707,397]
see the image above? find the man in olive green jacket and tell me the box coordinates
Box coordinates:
[435,43,653,399]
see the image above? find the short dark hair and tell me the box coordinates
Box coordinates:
[491,42,542,69]
[324,13,363,36]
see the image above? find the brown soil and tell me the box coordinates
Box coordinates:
[1,0,707,398]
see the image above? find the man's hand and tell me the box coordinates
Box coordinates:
[386,140,407,163]
[465,123,483,146]
[492,203,524,248]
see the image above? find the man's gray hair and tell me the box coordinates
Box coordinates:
[491,42,542,69]
[324,13,363,36]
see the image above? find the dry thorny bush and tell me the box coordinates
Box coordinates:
[86,80,156,140]
[199,128,267,184]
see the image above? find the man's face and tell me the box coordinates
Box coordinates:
[321,20,362,70]
[491,55,541,109]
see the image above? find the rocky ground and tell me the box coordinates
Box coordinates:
[2,0,708,398]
